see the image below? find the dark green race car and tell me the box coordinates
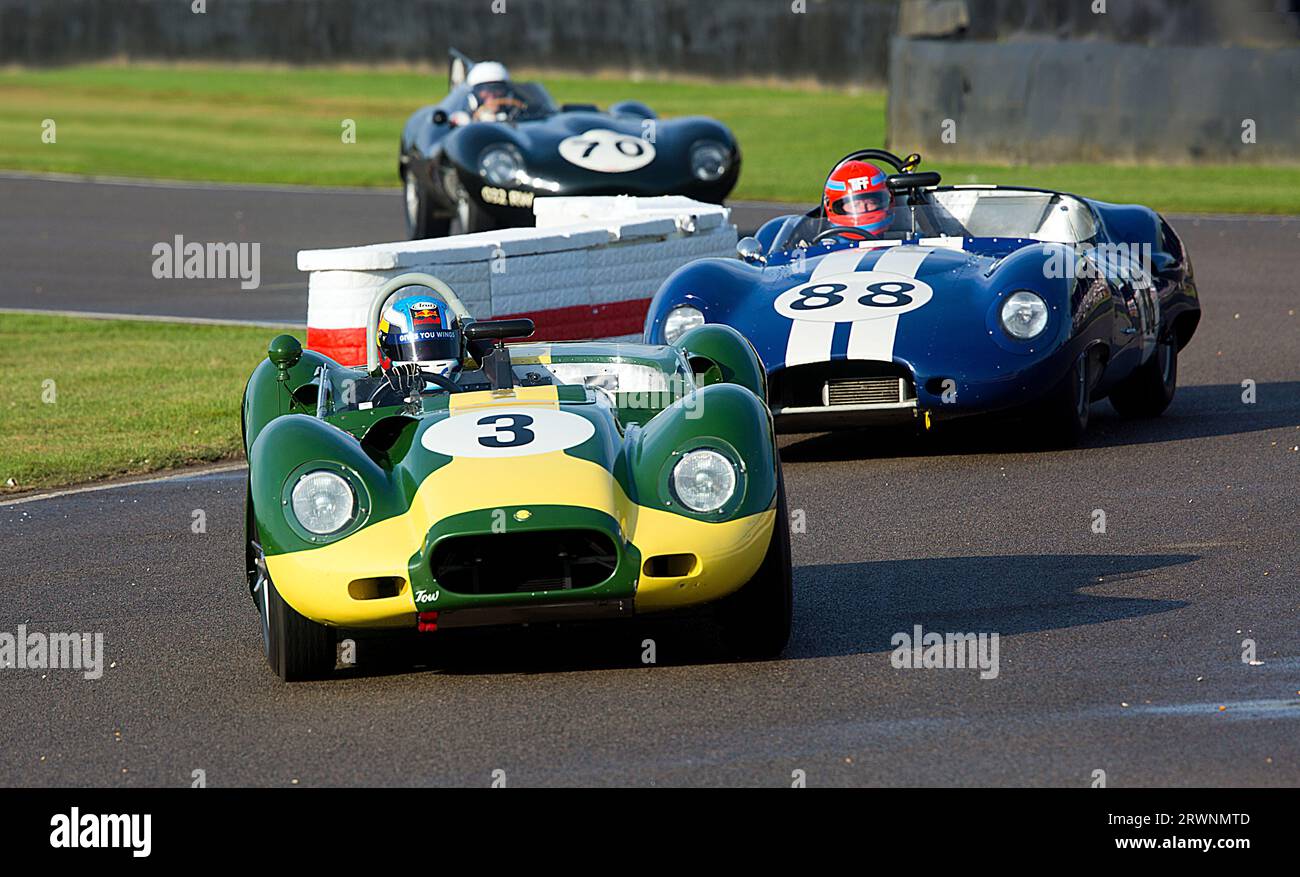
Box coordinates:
[243,273,790,680]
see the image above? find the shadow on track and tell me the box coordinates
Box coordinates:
[334,552,1195,679]
[778,382,1300,463]
[783,552,1195,660]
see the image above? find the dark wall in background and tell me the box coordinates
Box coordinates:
[0,0,900,84]
[888,37,1300,163]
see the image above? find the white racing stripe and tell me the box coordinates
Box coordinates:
[783,249,866,367]
[845,246,934,361]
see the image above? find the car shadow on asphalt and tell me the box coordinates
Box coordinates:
[777,381,1300,462]
[333,552,1195,679]
[781,552,1196,660]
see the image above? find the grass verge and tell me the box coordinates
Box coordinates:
[2,64,1297,213]
[0,314,273,493]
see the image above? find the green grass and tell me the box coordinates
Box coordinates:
[0,314,272,492]
[3,63,1297,212]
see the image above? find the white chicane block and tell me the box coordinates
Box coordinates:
[298,196,735,365]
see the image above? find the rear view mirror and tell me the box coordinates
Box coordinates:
[736,236,766,265]
[887,172,942,192]
[463,318,536,343]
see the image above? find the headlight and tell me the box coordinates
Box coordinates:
[689,140,729,182]
[290,470,355,535]
[663,305,705,343]
[479,146,522,187]
[1000,291,1049,340]
[672,449,736,513]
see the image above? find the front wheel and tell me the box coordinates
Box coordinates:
[1036,352,1091,448]
[715,474,793,660]
[251,532,335,682]
[448,184,494,236]
[1109,337,1177,418]
[403,168,449,239]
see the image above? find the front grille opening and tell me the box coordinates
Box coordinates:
[348,576,405,600]
[430,530,618,595]
[642,553,698,578]
[771,360,915,410]
[825,377,904,406]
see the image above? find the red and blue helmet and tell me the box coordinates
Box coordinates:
[823,159,893,234]
[378,291,462,373]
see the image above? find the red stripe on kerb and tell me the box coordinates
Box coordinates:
[306,298,652,365]
[494,298,651,341]
[306,327,367,367]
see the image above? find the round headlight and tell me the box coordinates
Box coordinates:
[689,140,729,182]
[479,146,522,187]
[1000,291,1049,340]
[672,449,736,513]
[663,305,705,343]
[290,470,355,535]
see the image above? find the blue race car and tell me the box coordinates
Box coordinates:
[643,149,1201,445]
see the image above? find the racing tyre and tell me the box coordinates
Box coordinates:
[715,474,793,660]
[252,529,335,681]
[449,186,494,236]
[1037,352,1091,448]
[403,168,449,239]
[1109,337,1177,418]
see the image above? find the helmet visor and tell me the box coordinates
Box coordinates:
[829,190,890,218]
[385,329,460,365]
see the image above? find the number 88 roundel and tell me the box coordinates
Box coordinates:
[773,271,934,323]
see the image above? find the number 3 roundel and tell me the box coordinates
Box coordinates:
[420,408,596,458]
[773,271,934,323]
[558,129,656,173]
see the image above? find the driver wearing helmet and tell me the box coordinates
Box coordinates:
[465,61,527,122]
[822,159,894,237]
[373,292,465,401]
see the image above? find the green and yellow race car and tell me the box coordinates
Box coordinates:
[243,273,790,680]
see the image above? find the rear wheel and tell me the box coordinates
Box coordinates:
[715,474,792,660]
[1109,337,1177,418]
[251,527,335,682]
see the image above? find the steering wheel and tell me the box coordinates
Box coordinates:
[811,226,879,246]
[418,370,463,394]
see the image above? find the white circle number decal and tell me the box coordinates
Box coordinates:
[773,271,934,323]
[420,408,596,458]
[558,128,656,173]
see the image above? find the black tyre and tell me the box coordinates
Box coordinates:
[715,474,793,660]
[251,528,335,682]
[1037,352,1091,448]
[403,168,449,239]
[1109,337,1177,418]
[448,185,494,236]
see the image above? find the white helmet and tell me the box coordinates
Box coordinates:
[466,61,510,87]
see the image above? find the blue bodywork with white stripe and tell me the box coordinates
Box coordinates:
[643,185,1201,436]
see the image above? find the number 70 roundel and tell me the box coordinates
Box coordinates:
[420,408,596,458]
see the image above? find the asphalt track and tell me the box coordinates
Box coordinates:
[1,175,1298,787]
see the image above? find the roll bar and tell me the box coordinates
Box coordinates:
[365,272,474,373]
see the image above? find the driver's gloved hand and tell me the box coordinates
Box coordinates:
[385,362,425,399]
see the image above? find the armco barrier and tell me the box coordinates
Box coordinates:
[298,196,735,365]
